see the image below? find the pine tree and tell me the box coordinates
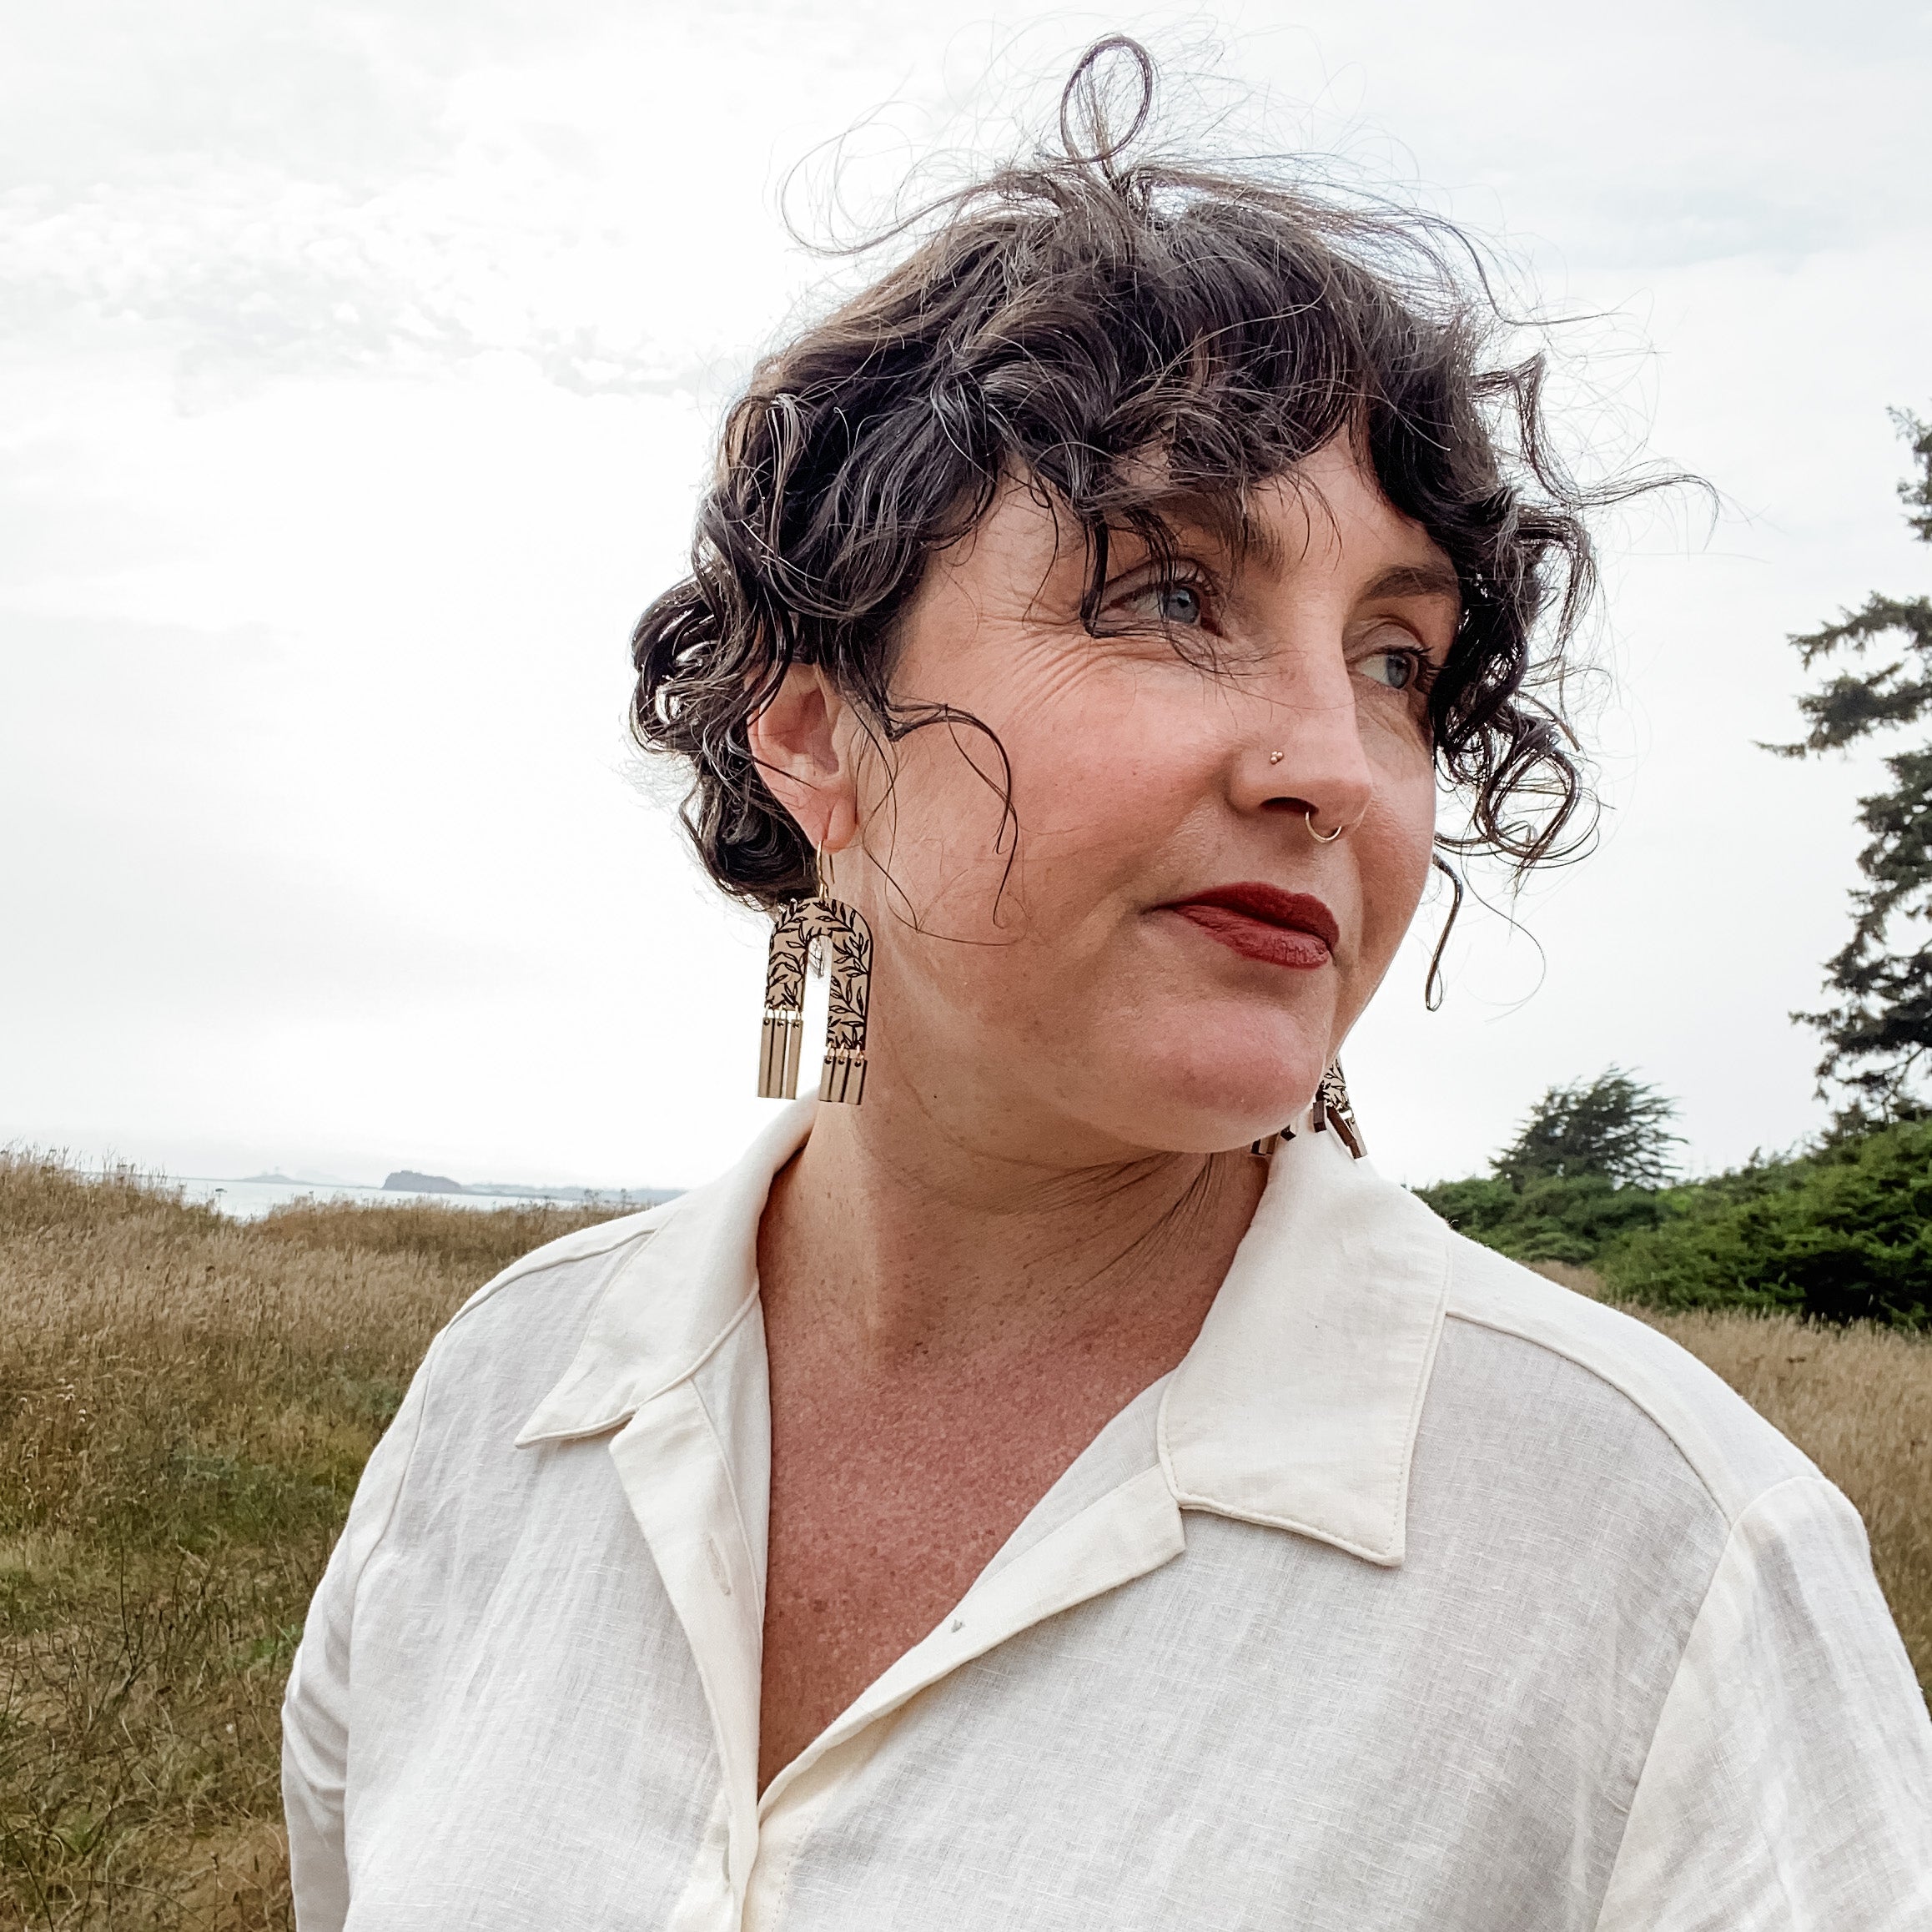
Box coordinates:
[1493,1068,1683,1190]
[1773,410,1932,1114]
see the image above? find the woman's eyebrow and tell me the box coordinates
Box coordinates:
[1112,492,1269,571]
[1105,501,1462,611]
[1363,561,1462,602]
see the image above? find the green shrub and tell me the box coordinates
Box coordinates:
[1422,1119,1932,1328]
[1602,1122,1932,1326]
[1415,1170,1665,1266]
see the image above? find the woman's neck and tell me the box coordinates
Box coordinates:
[750,1081,1269,1794]
[757,1085,1269,1376]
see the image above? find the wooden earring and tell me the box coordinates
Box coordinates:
[757,845,873,1105]
[1311,1062,1366,1159]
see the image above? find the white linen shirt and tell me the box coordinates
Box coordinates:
[283,1099,1932,1931]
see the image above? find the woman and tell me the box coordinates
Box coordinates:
[283,41,1931,1929]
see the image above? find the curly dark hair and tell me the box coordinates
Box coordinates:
[632,37,1621,914]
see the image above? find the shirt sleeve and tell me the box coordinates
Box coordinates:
[281,1356,434,1932]
[1595,1474,1932,1930]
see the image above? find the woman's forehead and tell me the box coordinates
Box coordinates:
[958,450,1458,591]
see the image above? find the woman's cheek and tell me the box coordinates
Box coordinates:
[1356,774,1437,960]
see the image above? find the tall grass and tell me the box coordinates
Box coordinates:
[3,1158,1928,1927]
[1643,1306,1932,1688]
[0,1154,616,1929]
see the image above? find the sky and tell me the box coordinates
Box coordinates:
[3,0,1930,1190]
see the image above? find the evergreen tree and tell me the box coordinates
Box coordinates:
[1773,410,1932,1113]
[1492,1068,1683,1190]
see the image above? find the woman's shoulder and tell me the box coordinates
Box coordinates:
[446,1202,677,1334]
[1432,1227,1822,1529]
[401,1203,677,1441]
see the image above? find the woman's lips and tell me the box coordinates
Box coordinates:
[1165,883,1340,970]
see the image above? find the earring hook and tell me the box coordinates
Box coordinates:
[1424,854,1464,1011]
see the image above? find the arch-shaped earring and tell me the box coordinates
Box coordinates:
[757,861,873,1105]
[757,902,813,1101]
[810,897,872,1104]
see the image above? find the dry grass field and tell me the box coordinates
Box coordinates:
[0,1155,615,1929]
[3,1160,1929,1929]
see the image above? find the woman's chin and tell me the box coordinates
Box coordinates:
[1077,1040,1331,1156]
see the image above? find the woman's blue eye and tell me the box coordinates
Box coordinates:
[1157,584,1202,626]
[1361,649,1415,691]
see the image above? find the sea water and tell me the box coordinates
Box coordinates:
[177,1176,660,1221]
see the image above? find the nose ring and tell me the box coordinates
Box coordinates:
[1305,808,1344,844]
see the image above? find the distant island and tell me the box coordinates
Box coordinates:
[380,1170,677,1205]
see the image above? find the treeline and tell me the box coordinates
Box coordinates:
[1416,1073,1932,1327]
[1421,409,1932,1329]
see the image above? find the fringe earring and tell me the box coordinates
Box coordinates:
[1311,1061,1366,1160]
[1251,1061,1366,1160]
[757,843,873,1106]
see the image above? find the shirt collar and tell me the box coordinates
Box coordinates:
[516,1099,1448,1567]
[1157,1123,1448,1566]
[515,1099,816,1446]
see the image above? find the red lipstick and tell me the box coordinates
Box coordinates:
[1164,882,1340,970]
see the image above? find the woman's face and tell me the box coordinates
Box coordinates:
[756,437,1458,1161]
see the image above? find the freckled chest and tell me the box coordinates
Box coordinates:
[753,1313,1180,1794]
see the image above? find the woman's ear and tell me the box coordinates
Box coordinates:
[745,664,861,854]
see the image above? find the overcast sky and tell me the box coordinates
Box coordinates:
[3,0,1930,1190]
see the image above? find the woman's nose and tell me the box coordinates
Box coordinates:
[1230,676,1378,833]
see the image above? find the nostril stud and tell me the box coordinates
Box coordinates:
[1267,750,1284,764]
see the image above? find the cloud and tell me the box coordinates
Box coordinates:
[5,0,1932,1186]
[0,2,731,402]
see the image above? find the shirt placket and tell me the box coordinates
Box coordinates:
[606,1376,767,1932]
[603,1324,1190,1932]
[744,1463,1188,1930]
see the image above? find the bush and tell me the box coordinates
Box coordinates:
[1423,1118,1932,1328]
[1602,1121,1932,1326]
[1415,1171,1665,1266]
